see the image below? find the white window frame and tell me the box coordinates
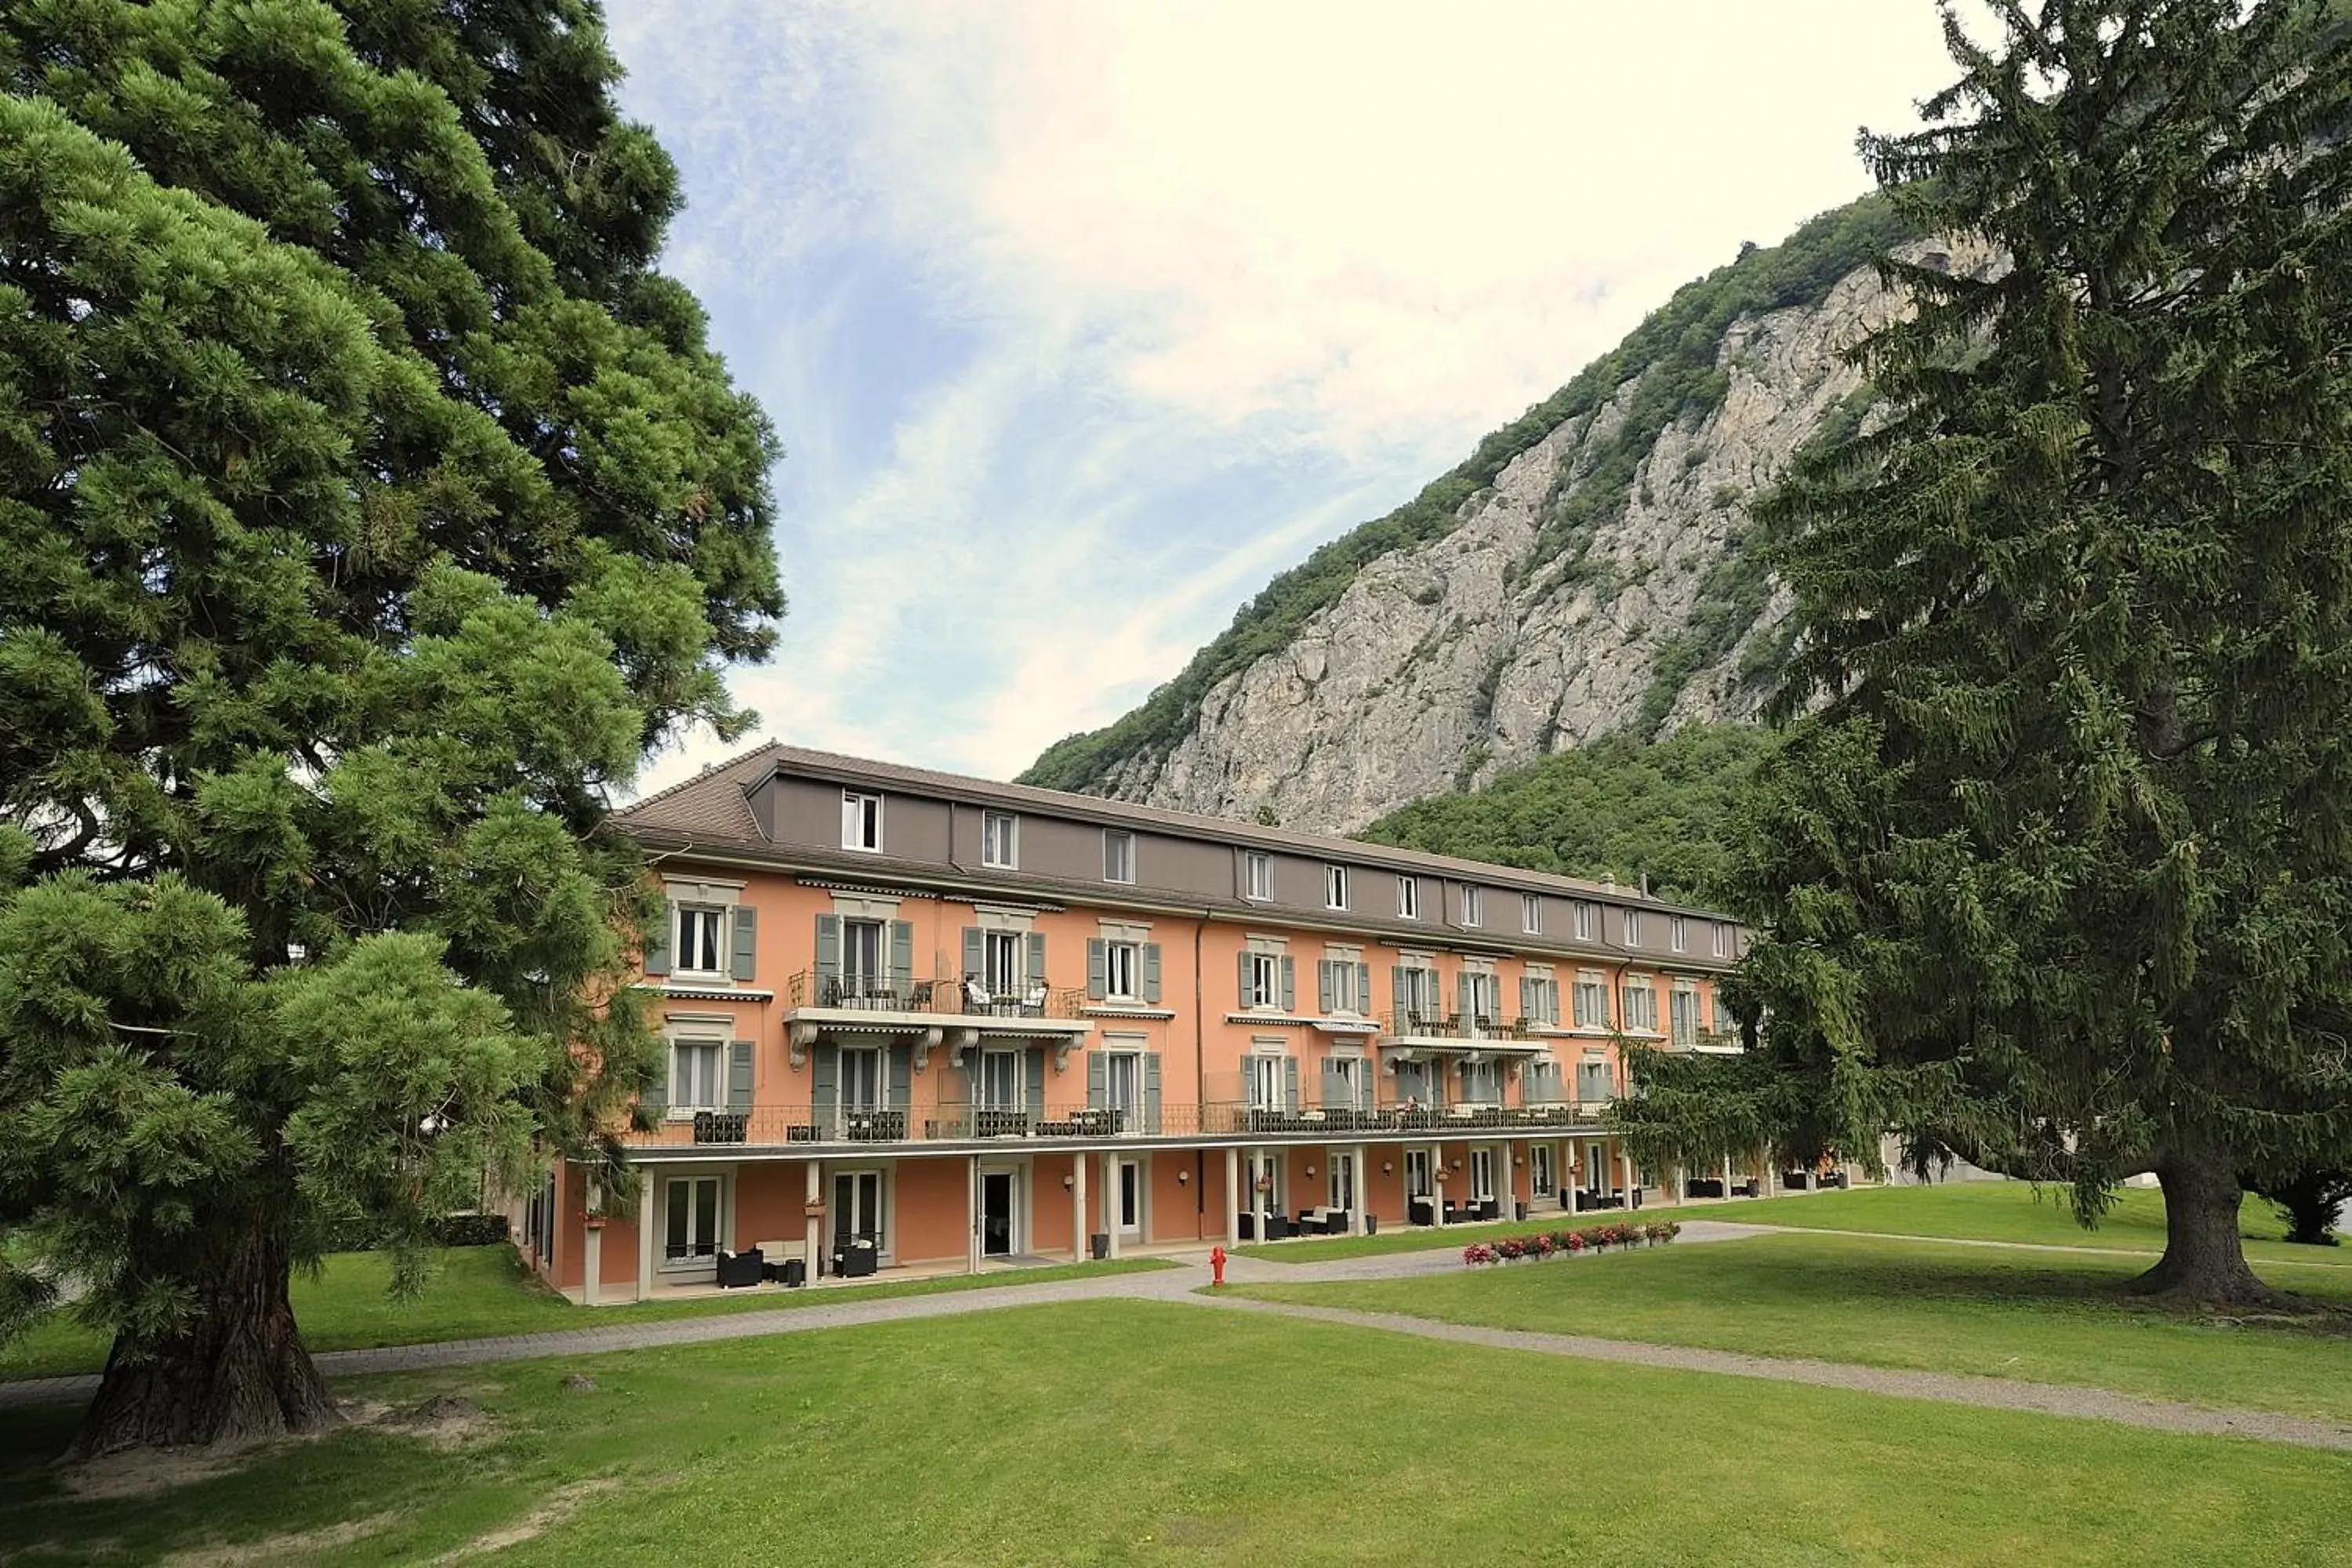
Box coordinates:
[1621,979,1659,1034]
[837,1044,887,1111]
[1573,972,1610,1029]
[659,1173,728,1267]
[1711,921,1729,959]
[1243,851,1273,902]
[1397,876,1421,920]
[1460,886,1482,927]
[1573,901,1596,942]
[1671,915,1688,953]
[1247,1052,1287,1110]
[840,916,886,996]
[1522,893,1542,935]
[673,902,727,978]
[977,1048,1025,1110]
[1327,1152,1356,1211]
[668,1036,726,1114]
[982,810,1019,869]
[983,930,1025,996]
[1404,1148,1433,1199]
[1324,864,1349,911]
[1104,1050,1143,1114]
[1328,1054,1366,1109]
[1103,939,1141,1002]
[1524,975,1560,1026]
[1103,829,1136,884]
[842,790,884,852]
[1671,984,1699,1047]
[1530,1144,1556,1197]
[1325,959,1363,1016]
[1244,952,1281,1010]
[1624,909,1642,946]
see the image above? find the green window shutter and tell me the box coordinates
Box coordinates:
[1356,963,1370,1013]
[961,927,983,982]
[1087,1051,1106,1109]
[1519,977,1534,1021]
[1025,1047,1046,1111]
[728,1040,754,1110]
[1282,1056,1299,1112]
[731,906,757,982]
[1087,938,1107,1000]
[812,1044,838,1118]
[1026,931,1047,988]
[1390,965,1406,1016]
[1142,944,1163,1005]
[641,1043,670,1115]
[815,914,841,994]
[1237,950,1252,1007]
[1457,971,1472,1018]
[890,920,913,994]
[1316,960,1334,1015]
[1143,1053,1162,1134]
[1279,956,1295,1014]
[1321,1058,1344,1109]
[643,900,671,978]
[888,1043,912,1107]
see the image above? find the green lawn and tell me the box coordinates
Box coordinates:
[2,1299,2347,1566]
[0,1249,1174,1383]
[1233,1230,2352,1424]
[1240,1179,2347,1264]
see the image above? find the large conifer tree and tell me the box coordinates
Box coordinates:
[0,1,782,1453]
[1626,0,2352,1305]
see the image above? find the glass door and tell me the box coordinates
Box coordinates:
[1469,1149,1495,1203]
[662,1175,722,1265]
[1328,1152,1355,1211]
[833,1170,885,1251]
[1404,1149,1432,1199]
[979,1170,1016,1257]
[1116,1160,1142,1236]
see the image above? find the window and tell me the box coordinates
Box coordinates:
[1324,864,1349,910]
[1573,971,1610,1029]
[1621,979,1659,1033]
[1328,1152,1356,1211]
[1404,1148,1433,1199]
[1711,921,1729,959]
[662,1174,722,1263]
[1104,1051,1142,1114]
[1397,877,1421,920]
[842,791,883,851]
[978,1049,1023,1109]
[1320,958,1364,1016]
[1327,1054,1367,1110]
[984,931,1024,996]
[840,917,885,1001]
[1530,1145,1556,1197]
[1248,1054,1287,1111]
[1624,909,1642,946]
[1461,887,1482,927]
[1103,829,1135,884]
[1522,975,1561,1026]
[1463,968,1500,1022]
[1527,1058,1565,1103]
[1469,1146,1497,1200]
[839,1046,884,1110]
[673,904,724,975]
[1243,851,1273,901]
[1243,952,1281,1010]
[1573,901,1596,942]
[982,811,1018,869]
[1671,915,1688,953]
[1523,893,1542,935]
[1103,940,1140,1001]
[1461,1059,1502,1104]
[1396,963,1439,1020]
[1671,985,1699,1047]
[1576,1059,1616,1105]
[669,1039,724,1112]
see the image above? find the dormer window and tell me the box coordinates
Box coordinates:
[1523,894,1542,935]
[1325,865,1349,911]
[1398,877,1421,920]
[1243,851,1273,902]
[1461,887,1482,927]
[982,810,1018,869]
[842,791,883,852]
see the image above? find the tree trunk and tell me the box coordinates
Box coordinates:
[2128,1148,2279,1307]
[66,1226,339,1460]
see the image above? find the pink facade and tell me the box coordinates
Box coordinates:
[520,745,1745,1301]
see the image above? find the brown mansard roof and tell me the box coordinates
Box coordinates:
[614,740,1735,926]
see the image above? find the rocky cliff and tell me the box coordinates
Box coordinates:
[1022,201,1992,833]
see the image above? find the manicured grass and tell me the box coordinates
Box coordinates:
[1234,1230,2352,1423]
[0,1249,1174,1382]
[3,1299,2348,1566]
[1240,1180,2346,1263]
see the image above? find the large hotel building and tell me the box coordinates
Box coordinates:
[519,743,1750,1301]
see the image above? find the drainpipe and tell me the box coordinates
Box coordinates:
[1193,910,1208,1228]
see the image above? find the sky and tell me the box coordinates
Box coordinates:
[604,0,1973,798]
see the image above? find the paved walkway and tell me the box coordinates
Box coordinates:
[8,1221,2349,1454]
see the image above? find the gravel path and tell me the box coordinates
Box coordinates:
[8,1223,2347,1454]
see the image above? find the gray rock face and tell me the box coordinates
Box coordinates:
[1096,239,1994,834]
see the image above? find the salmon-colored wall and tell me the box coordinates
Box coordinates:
[893,1158,968,1265]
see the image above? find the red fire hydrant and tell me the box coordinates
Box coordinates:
[1209,1245,1227,1288]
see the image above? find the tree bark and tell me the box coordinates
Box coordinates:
[2128,1147,2280,1306]
[66,1226,340,1460]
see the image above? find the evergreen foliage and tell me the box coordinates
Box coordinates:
[1622,0,2352,1307]
[0,0,782,1453]
[1020,200,1910,793]
[1357,724,1772,905]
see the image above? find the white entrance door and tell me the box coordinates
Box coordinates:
[979,1169,1018,1257]
[1116,1160,1144,1237]
[1328,1153,1356,1211]
[1469,1148,1496,1203]
[1585,1141,1610,1199]
[1404,1149,1432,1200]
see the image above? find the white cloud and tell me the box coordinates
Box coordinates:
[611,0,1973,797]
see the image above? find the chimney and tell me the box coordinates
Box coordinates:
[1600,873,1616,892]
[1640,871,1650,898]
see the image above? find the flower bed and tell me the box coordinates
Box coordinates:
[1461,1221,1680,1266]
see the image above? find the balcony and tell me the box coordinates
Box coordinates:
[624,1094,1617,1154]
[781,970,1094,1065]
[1381,1009,1546,1051]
